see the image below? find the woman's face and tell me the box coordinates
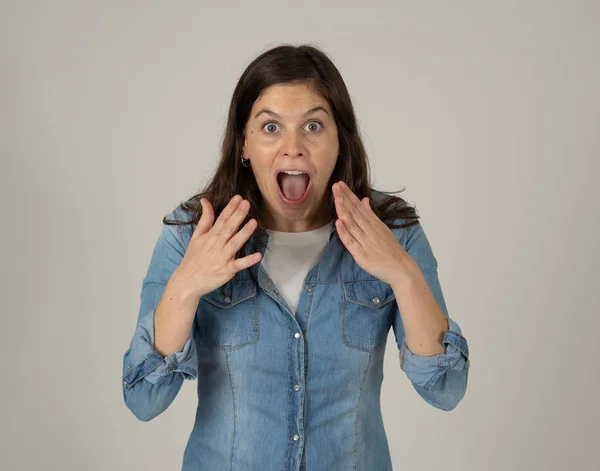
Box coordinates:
[242,83,339,232]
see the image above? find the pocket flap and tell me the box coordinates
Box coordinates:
[343,280,395,308]
[202,280,257,308]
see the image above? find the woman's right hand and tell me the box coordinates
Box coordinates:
[174,195,262,298]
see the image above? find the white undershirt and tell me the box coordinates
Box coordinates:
[262,220,333,316]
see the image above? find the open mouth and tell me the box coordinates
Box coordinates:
[276,170,312,205]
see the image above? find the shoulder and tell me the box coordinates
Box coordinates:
[370,188,437,267]
[370,188,420,242]
[161,199,198,250]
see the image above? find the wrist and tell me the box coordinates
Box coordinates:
[168,269,203,305]
[389,255,421,292]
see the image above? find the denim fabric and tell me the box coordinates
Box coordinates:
[121,190,470,470]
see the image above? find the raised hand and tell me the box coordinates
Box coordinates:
[176,195,262,297]
[332,181,416,287]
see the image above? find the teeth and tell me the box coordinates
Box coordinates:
[281,170,306,175]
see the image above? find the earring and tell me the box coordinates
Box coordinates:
[241,155,251,168]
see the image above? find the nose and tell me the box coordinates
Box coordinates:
[282,129,306,157]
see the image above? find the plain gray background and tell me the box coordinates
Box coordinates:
[2,1,599,470]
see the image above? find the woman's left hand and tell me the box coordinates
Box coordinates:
[332,181,416,287]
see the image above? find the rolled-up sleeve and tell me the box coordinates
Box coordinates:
[400,317,469,387]
[392,220,470,411]
[122,308,197,390]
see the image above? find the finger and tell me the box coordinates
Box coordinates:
[335,182,369,214]
[210,194,243,236]
[193,198,214,238]
[334,188,366,247]
[335,219,364,257]
[229,251,263,273]
[216,198,251,246]
[223,217,258,257]
[335,182,373,231]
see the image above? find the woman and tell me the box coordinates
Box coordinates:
[121,44,470,470]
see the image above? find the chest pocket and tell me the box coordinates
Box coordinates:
[197,280,259,351]
[342,280,396,352]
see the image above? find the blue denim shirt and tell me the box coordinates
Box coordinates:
[121,190,470,470]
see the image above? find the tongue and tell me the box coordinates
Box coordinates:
[279,173,309,201]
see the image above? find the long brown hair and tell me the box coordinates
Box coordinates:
[164,43,419,256]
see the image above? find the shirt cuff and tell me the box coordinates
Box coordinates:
[122,309,196,390]
[399,317,470,391]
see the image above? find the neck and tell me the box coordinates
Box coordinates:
[262,198,333,233]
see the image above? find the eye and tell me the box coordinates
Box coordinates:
[304,120,323,132]
[261,122,280,134]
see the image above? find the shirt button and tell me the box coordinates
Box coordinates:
[224,296,231,303]
[122,379,126,389]
[293,434,300,441]
[293,384,301,391]
[274,289,279,295]
[305,286,312,292]
[372,297,380,305]
[294,332,301,339]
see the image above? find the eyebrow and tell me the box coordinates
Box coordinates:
[253,106,329,119]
